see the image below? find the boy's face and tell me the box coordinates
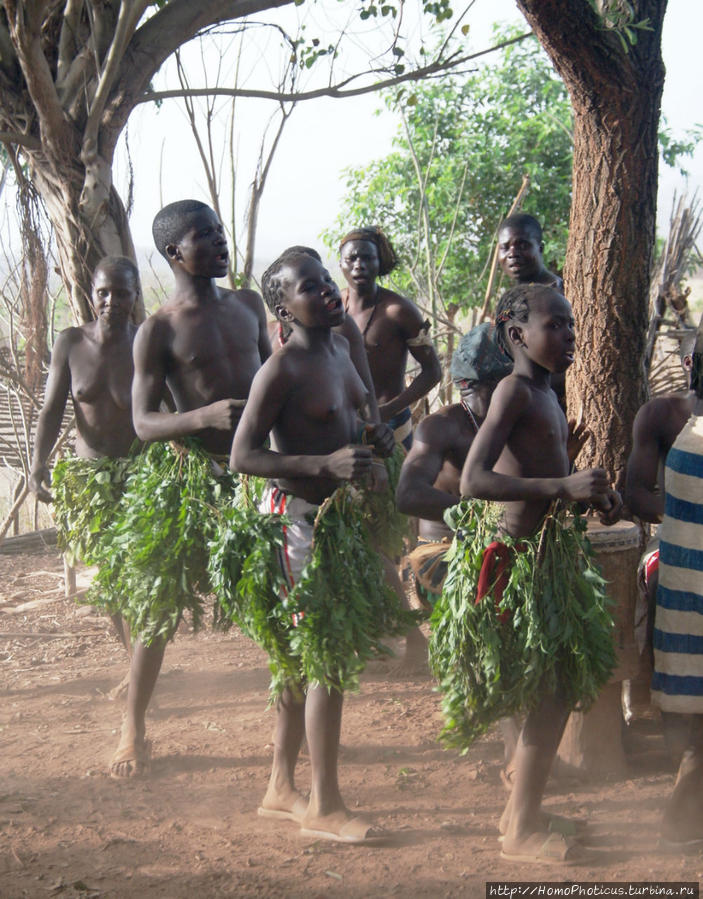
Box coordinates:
[514,289,575,374]
[91,264,137,325]
[167,208,229,278]
[340,239,380,289]
[278,257,344,329]
[497,226,544,283]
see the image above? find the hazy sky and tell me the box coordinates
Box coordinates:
[110,0,703,274]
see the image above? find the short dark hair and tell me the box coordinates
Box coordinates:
[94,255,140,286]
[494,284,543,359]
[261,248,321,318]
[498,213,543,245]
[152,200,211,260]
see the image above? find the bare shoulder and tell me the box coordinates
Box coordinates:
[331,330,351,355]
[414,404,464,446]
[634,393,691,441]
[491,373,533,408]
[133,308,172,353]
[222,287,266,316]
[377,286,425,330]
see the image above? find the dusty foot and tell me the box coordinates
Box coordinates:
[258,787,308,823]
[500,830,584,864]
[300,808,385,844]
[498,805,587,838]
[109,733,151,779]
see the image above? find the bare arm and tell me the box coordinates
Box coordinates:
[396,417,459,520]
[461,377,611,505]
[29,330,74,501]
[625,403,665,522]
[131,317,242,442]
[231,358,372,481]
[380,304,441,420]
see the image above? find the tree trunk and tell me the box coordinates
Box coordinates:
[27,149,141,325]
[517,0,667,484]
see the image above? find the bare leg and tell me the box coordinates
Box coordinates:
[381,555,427,670]
[299,685,382,842]
[110,637,166,778]
[661,714,703,844]
[500,691,574,858]
[259,686,307,821]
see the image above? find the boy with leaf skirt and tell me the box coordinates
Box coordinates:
[434,284,621,864]
[103,199,270,779]
[228,247,414,844]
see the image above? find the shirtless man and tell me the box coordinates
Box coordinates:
[29,255,141,651]
[339,226,441,448]
[497,214,564,291]
[110,199,270,777]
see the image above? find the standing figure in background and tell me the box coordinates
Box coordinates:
[339,226,441,449]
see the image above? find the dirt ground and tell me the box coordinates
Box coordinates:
[1,543,702,899]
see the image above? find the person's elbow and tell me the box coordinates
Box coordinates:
[460,465,481,499]
[395,478,415,516]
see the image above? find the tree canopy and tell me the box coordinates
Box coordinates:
[325,31,573,315]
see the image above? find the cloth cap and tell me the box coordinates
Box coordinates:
[450,322,513,383]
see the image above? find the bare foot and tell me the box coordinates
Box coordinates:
[300,808,385,844]
[258,788,308,823]
[109,734,151,779]
[500,830,584,864]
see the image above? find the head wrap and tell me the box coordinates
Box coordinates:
[450,322,513,383]
[339,226,398,276]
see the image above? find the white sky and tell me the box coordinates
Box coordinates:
[91,0,703,277]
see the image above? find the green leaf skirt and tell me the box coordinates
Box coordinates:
[209,469,419,701]
[429,500,616,751]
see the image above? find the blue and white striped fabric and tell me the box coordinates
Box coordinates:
[652,414,703,713]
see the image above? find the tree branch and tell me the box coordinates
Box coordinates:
[136,33,530,108]
[0,130,41,149]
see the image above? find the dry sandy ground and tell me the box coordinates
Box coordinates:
[1,544,702,899]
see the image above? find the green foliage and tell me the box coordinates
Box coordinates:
[88,441,238,644]
[52,455,136,566]
[357,444,409,559]
[325,30,573,314]
[428,500,616,751]
[659,121,703,177]
[209,459,419,700]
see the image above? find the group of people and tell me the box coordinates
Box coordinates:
[27,201,703,863]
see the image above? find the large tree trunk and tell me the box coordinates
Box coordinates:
[27,149,139,325]
[517,0,667,485]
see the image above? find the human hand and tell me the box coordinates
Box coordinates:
[592,488,623,526]
[364,423,395,458]
[324,445,373,481]
[29,467,53,503]
[562,468,610,504]
[567,417,591,465]
[202,398,247,431]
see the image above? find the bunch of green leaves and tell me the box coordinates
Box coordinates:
[357,445,410,559]
[287,484,420,694]
[89,441,237,644]
[208,476,301,697]
[52,455,136,566]
[429,500,616,751]
[210,477,420,700]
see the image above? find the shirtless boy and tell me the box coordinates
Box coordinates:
[110,199,270,777]
[461,283,620,863]
[497,214,564,291]
[339,226,441,447]
[30,256,141,650]
[231,248,395,843]
[268,246,380,423]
